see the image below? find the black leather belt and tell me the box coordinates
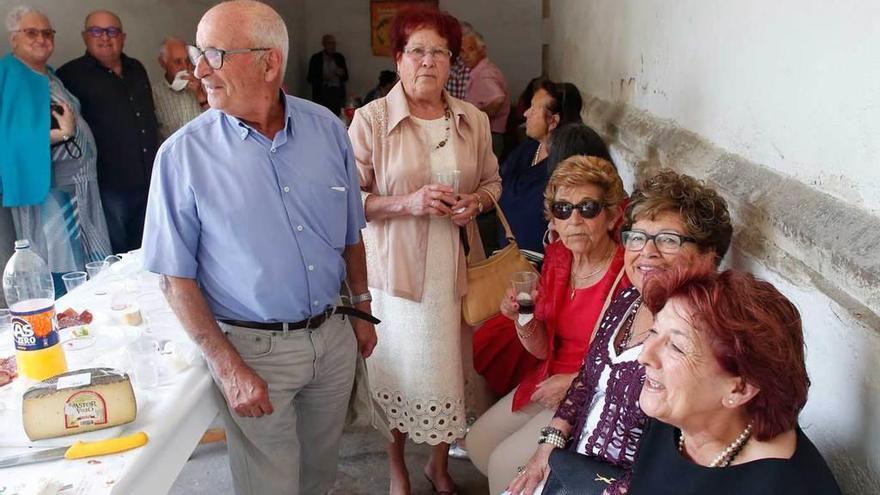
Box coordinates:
[220,306,380,332]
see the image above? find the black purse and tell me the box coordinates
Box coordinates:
[541,449,626,495]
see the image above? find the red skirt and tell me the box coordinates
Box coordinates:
[473,314,542,397]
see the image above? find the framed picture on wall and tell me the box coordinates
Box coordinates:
[370,0,438,57]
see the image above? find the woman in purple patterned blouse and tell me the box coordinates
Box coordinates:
[506,169,733,495]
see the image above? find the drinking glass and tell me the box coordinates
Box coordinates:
[108,276,131,311]
[61,271,88,292]
[85,260,108,279]
[86,260,110,295]
[103,254,122,265]
[511,272,539,315]
[432,170,463,213]
[128,339,161,389]
[432,169,461,193]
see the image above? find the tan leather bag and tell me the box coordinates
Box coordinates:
[463,197,539,326]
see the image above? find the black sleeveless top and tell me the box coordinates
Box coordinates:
[628,420,842,495]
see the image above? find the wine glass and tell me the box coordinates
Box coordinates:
[432,170,464,213]
[511,272,539,314]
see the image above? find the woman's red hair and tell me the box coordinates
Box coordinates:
[642,263,810,441]
[389,5,462,61]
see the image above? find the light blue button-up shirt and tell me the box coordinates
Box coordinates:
[142,95,365,322]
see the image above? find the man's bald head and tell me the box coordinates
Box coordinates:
[84,9,121,30]
[82,9,125,67]
[199,0,288,75]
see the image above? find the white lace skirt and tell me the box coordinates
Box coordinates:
[368,217,468,445]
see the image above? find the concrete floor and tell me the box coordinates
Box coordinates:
[169,427,490,495]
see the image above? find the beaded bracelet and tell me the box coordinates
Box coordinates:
[516,319,536,339]
[538,432,566,449]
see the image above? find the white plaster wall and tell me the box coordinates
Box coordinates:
[548,0,880,214]
[294,0,542,103]
[548,1,880,491]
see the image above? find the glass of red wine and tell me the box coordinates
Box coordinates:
[512,271,539,314]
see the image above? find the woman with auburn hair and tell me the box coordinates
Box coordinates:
[508,169,733,495]
[603,266,841,494]
[348,5,500,494]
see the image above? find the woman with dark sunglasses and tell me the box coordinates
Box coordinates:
[467,155,628,493]
[0,6,111,295]
[505,169,733,495]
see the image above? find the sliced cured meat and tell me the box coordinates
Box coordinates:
[57,308,93,329]
[0,355,16,387]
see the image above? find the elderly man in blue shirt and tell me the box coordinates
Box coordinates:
[141,2,377,494]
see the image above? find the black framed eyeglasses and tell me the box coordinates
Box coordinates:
[14,28,56,40]
[621,230,697,254]
[187,45,270,70]
[550,200,606,220]
[84,26,122,38]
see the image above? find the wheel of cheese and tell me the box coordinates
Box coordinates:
[22,367,137,441]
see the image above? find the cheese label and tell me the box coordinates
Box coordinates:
[64,390,108,428]
[10,299,59,352]
[57,372,92,390]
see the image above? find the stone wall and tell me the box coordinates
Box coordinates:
[547,0,880,492]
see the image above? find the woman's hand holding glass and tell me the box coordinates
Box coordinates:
[500,285,540,321]
[406,184,455,217]
[449,192,481,226]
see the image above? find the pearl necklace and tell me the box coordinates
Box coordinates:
[678,423,753,468]
[531,143,543,166]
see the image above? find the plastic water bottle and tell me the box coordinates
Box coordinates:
[2,239,67,381]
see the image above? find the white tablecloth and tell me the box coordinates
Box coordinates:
[0,252,223,495]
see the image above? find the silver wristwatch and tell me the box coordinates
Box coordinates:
[349,291,372,304]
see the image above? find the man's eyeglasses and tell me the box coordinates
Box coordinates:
[84,26,123,39]
[621,230,697,254]
[550,200,606,220]
[187,45,270,70]
[403,45,452,61]
[14,28,56,40]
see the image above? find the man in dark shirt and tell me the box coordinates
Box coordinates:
[306,34,348,117]
[57,9,159,254]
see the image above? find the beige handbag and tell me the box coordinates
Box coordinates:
[463,197,539,326]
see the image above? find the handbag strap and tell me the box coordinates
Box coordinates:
[485,194,518,244]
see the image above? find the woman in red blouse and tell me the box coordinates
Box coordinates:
[467,155,627,494]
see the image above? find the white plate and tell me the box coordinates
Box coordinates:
[60,324,141,356]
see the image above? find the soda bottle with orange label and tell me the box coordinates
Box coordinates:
[3,240,67,381]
